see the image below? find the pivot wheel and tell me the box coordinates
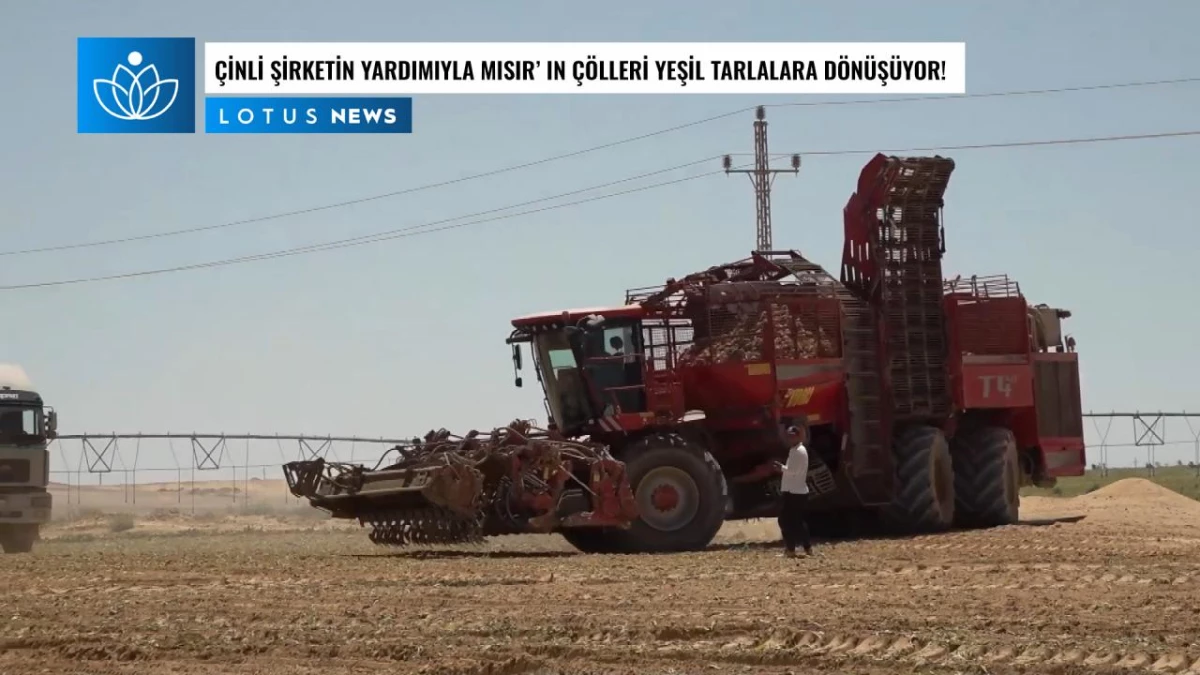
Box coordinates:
[952,426,1020,528]
[884,425,955,533]
[602,433,726,554]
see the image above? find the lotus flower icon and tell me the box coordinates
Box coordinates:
[93,51,179,121]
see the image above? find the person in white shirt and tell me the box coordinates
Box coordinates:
[777,424,813,557]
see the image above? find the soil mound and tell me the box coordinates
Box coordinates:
[1067,478,1200,533]
[1074,478,1198,508]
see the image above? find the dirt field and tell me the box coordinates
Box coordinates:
[4,478,1200,674]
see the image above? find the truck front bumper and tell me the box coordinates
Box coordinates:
[0,491,52,524]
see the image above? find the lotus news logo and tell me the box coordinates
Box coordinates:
[77,37,196,134]
[93,51,179,121]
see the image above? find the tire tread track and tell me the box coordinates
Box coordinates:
[529,629,1200,674]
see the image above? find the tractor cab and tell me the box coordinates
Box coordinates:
[507,306,650,435]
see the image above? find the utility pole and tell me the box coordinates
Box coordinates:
[722,106,800,251]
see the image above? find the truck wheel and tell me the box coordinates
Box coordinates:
[952,426,1020,528]
[606,433,726,553]
[0,524,38,554]
[884,425,955,533]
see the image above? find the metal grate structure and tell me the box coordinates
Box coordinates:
[944,274,1029,357]
[842,154,956,423]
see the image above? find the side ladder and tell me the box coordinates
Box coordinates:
[777,255,888,498]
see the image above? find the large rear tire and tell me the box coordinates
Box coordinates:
[952,426,1020,528]
[604,433,727,553]
[884,425,955,533]
[0,524,37,554]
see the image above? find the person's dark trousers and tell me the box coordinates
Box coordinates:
[778,491,812,554]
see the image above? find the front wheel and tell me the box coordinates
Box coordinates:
[0,524,38,554]
[605,433,727,553]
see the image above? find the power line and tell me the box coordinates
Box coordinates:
[4,75,1198,258]
[810,129,1200,156]
[3,127,1197,292]
[1,157,734,289]
[770,76,1200,110]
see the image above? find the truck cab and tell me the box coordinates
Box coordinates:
[0,364,55,554]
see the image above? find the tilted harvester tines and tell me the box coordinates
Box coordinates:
[282,420,639,548]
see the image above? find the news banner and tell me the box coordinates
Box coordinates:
[76,39,967,135]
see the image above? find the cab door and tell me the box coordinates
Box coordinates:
[581,323,647,415]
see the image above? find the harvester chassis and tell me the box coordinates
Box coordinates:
[499,152,1084,554]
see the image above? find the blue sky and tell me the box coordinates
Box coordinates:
[2,0,1198,478]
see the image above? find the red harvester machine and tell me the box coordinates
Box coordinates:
[506,153,1085,553]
